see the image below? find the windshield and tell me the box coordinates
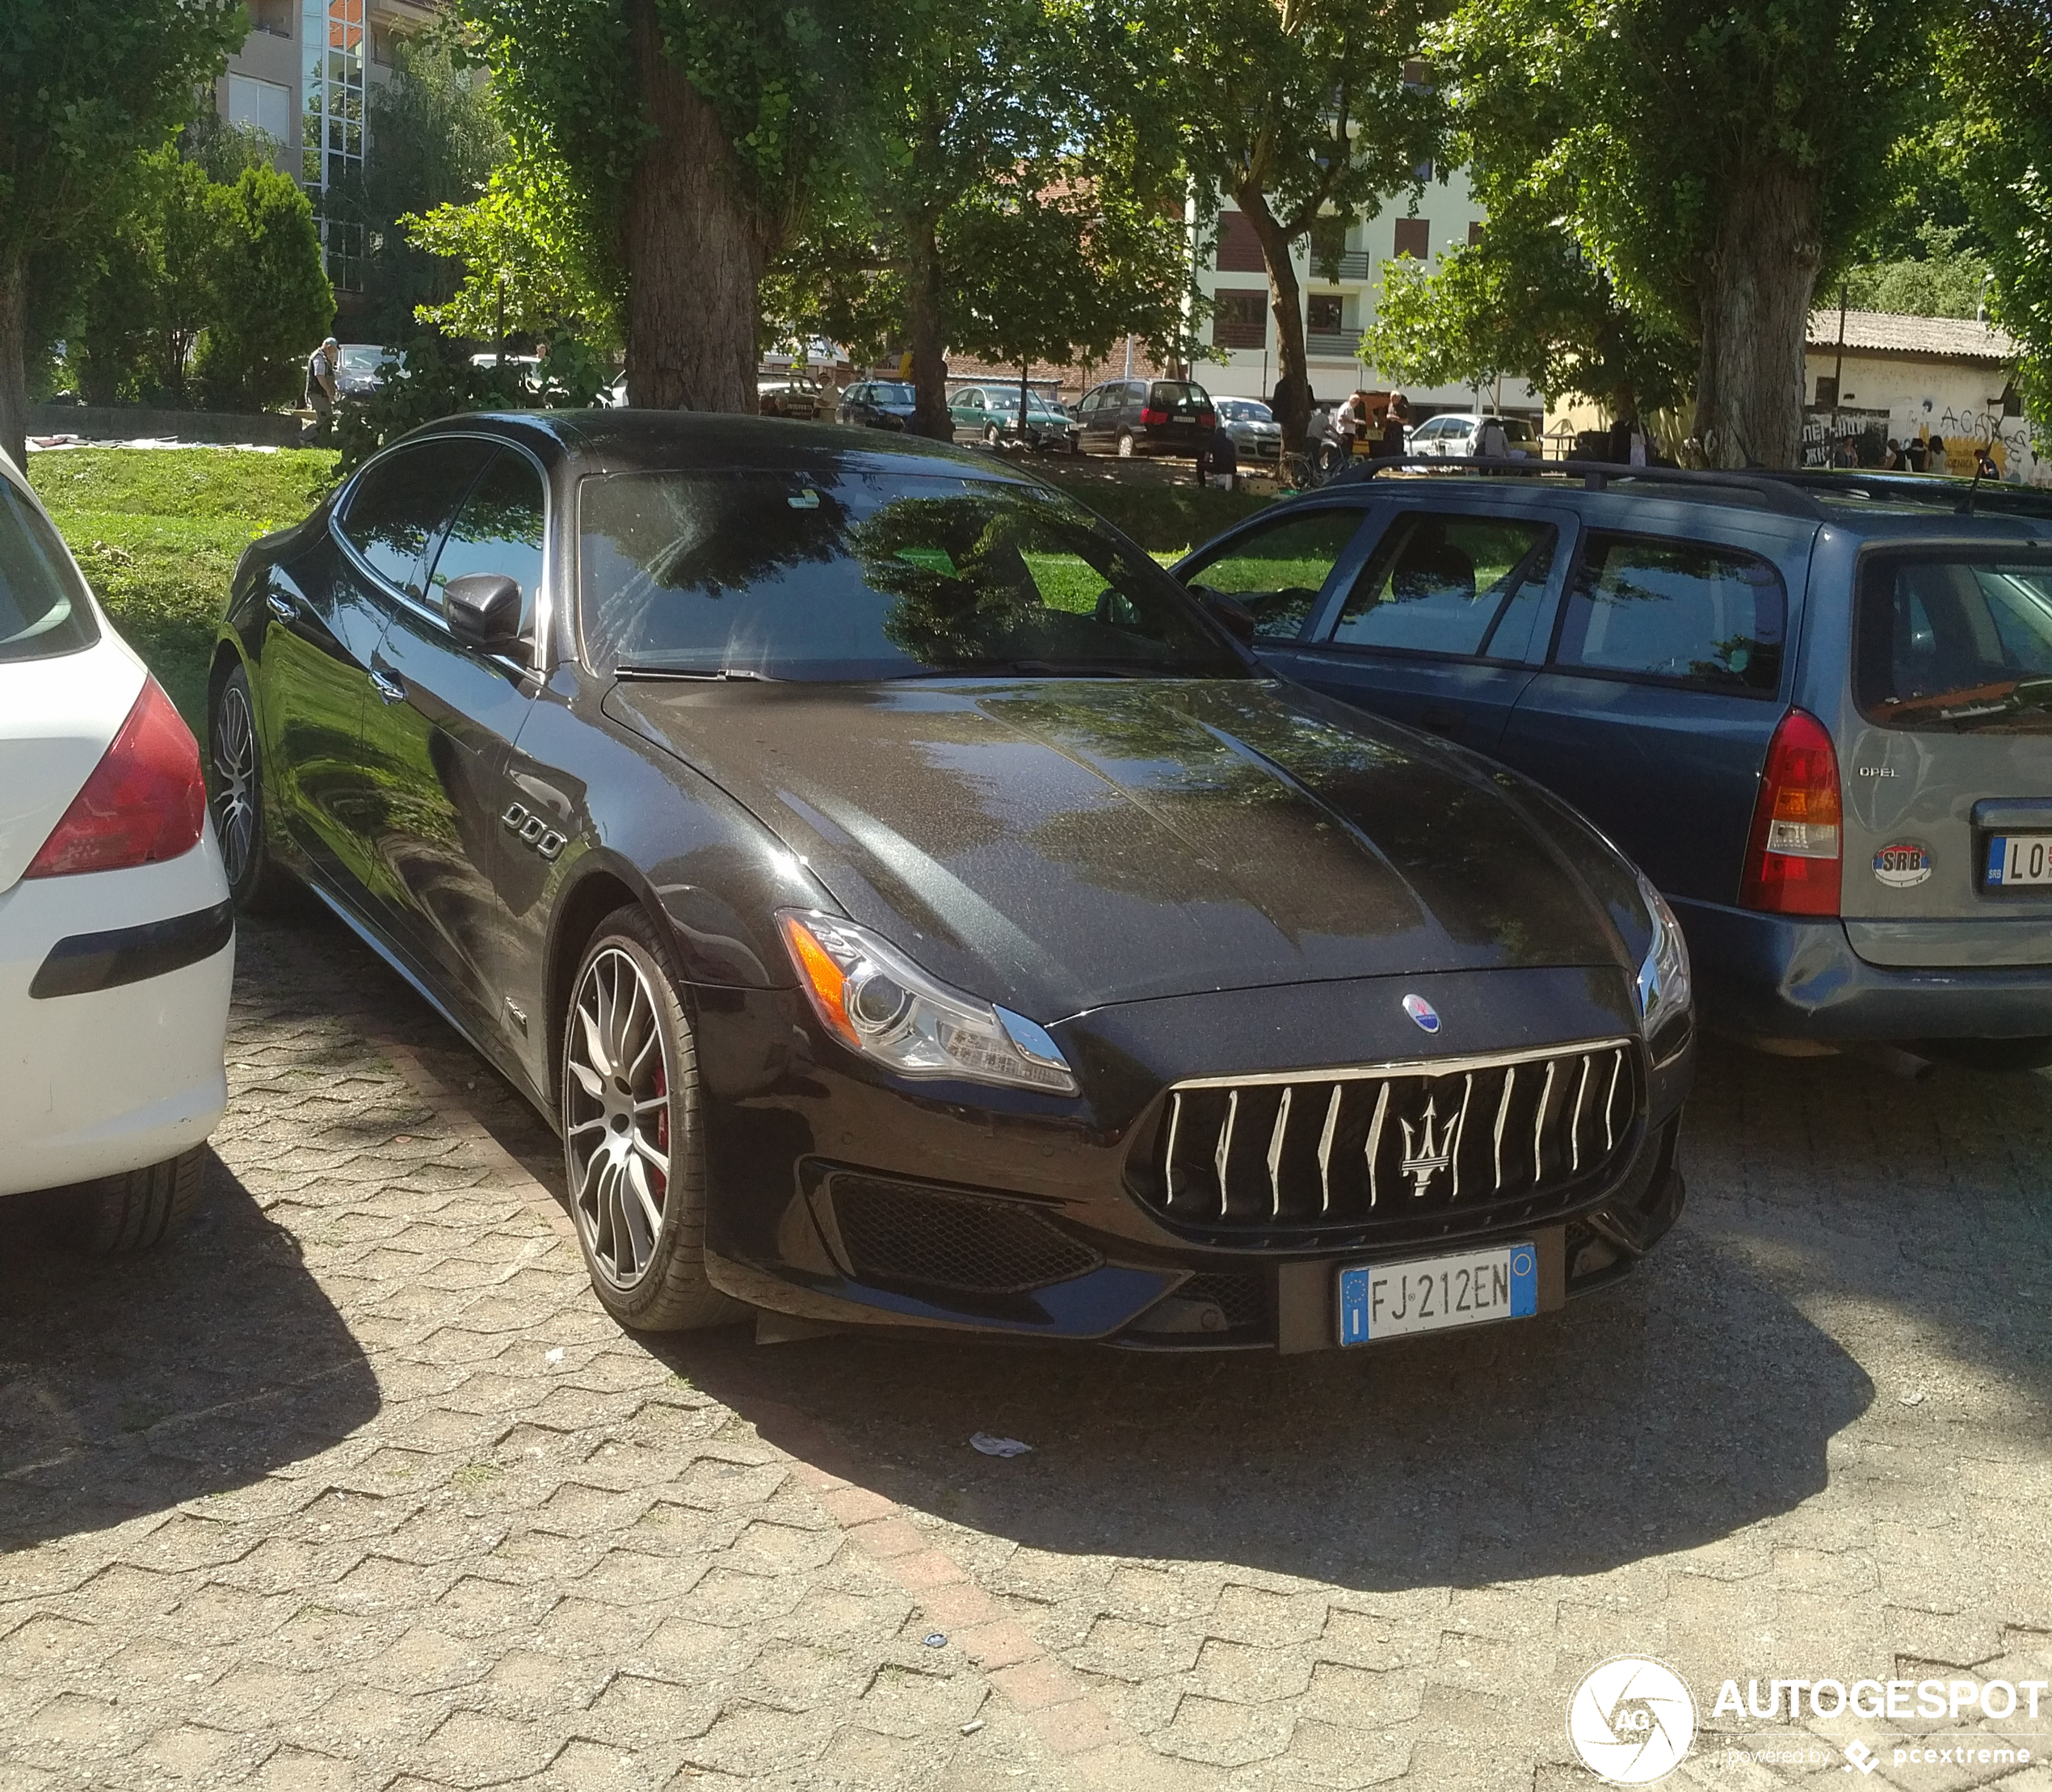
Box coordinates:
[1856,553,2052,731]
[870,383,915,405]
[578,469,1248,683]
[0,480,98,663]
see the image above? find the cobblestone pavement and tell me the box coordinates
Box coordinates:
[2,907,2049,1792]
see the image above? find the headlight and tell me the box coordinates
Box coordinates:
[777,911,1078,1095]
[1634,873,1692,1060]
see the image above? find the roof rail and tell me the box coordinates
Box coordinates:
[1335,455,1830,520]
[1770,468,2052,523]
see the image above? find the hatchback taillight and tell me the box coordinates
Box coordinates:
[1739,708,1841,915]
[25,675,206,878]
[1197,410,1216,429]
[1140,407,1168,426]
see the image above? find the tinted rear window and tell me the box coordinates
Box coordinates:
[578,469,1247,682]
[1149,382,1210,411]
[1854,553,2052,732]
[1554,531,1785,694]
[0,480,98,663]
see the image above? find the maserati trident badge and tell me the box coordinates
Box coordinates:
[1398,1097,1455,1197]
[1402,993,1440,1033]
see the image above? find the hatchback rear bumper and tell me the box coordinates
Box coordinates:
[1676,898,2052,1043]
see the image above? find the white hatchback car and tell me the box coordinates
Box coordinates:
[1410,411,1540,459]
[0,452,231,1250]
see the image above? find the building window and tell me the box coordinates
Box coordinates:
[227,74,292,145]
[1213,290,1267,351]
[1414,159,1434,183]
[1467,221,1484,247]
[371,22,401,65]
[1307,294,1345,334]
[301,0,366,291]
[1813,375,1839,409]
[1402,58,1432,89]
[1393,217,1430,259]
[1216,210,1267,274]
[252,0,292,36]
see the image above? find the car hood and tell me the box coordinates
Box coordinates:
[604,676,1630,1020]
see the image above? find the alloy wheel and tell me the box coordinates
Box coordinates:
[565,945,674,1287]
[211,682,258,888]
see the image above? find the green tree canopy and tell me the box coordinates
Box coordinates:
[0,0,246,460]
[1433,0,1932,466]
[1163,0,1446,453]
[1839,223,1995,321]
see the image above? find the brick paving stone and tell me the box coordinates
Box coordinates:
[2,908,2049,1789]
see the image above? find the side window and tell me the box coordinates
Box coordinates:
[338,440,495,599]
[425,450,548,633]
[1554,531,1785,693]
[1331,513,1558,659]
[1184,508,1365,642]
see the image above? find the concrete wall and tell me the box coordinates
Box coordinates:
[1801,348,2041,483]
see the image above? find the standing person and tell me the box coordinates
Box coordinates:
[1475,413,1510,466]
[1925,434,1948,476]
[1381,392,1410,457]
[1195,419,1239,490]
[303,336,339,444]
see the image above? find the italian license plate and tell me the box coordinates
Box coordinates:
[1987,835,2052,886]
[1338,1243,1537,1345]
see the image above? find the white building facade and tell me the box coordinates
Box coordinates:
[1192,164,1542,421]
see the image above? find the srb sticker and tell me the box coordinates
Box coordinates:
[1873,842,1932,888]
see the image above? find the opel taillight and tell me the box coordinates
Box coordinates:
[1197,410,1216,429]
[25,675,206,878]
[1140,407,1168,426]
[1739,709,1840,915]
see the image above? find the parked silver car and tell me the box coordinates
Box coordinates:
[1215,397,1284,462]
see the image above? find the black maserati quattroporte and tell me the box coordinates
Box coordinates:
[208,413,1694,1350]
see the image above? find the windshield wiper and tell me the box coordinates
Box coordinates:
[614,663,773,683]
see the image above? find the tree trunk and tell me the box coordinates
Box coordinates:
[1689,164,1821,469]
[624,0,768,413]
[906,217,952,440]
[1238,187,1310,454]
[0,252,28,471]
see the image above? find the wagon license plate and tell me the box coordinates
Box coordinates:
[1987,835,2052,886]
[1338,1243,1537,1345]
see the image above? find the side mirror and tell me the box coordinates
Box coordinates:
[443,572,527,660]
[1194,585,1258,646]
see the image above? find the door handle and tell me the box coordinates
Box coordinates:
[265,593,295,620]
[369,666,406,704]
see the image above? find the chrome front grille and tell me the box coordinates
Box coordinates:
[1143,1038,1638,1235]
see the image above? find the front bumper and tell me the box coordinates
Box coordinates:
[691,965,1692,1350]
[1676,897,2052,1045]
[0,835,233,1198]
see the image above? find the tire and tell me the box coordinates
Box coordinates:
[1116,430,1136,458]
[561,905,743,1331]
[1915,1037,2052,1072]
[208,664,294,911]
[74,1147,207,1255]
[985,424,1003,448]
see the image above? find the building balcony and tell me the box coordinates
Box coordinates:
[1307,329,1363,360]
[1310,250,1374,280]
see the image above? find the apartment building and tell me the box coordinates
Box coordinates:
[1196,162,1542,423]
[215,0,444,297]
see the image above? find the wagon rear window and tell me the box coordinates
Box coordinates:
[1854,553,2052,731]
[0,482,98,663]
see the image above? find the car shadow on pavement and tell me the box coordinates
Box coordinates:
[0,1147,380,1553]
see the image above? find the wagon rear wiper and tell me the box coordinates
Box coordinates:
[614,663,774,682]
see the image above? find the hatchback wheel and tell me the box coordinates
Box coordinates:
[985,423,1002,448]
[1116,430,1136,458]
[209,664,293,911]
[75,1148,206,1254]
[562,906,742,1331]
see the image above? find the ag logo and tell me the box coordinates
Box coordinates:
[1566,1655,1697,1784]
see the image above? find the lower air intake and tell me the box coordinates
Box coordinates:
[831,1176,1102,1294]
[1142,1037,1640,1240]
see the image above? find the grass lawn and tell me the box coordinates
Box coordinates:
[28,448,338,731]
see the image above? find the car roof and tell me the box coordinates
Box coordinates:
[404,409,1042,481]
[1303,458,2052,541]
